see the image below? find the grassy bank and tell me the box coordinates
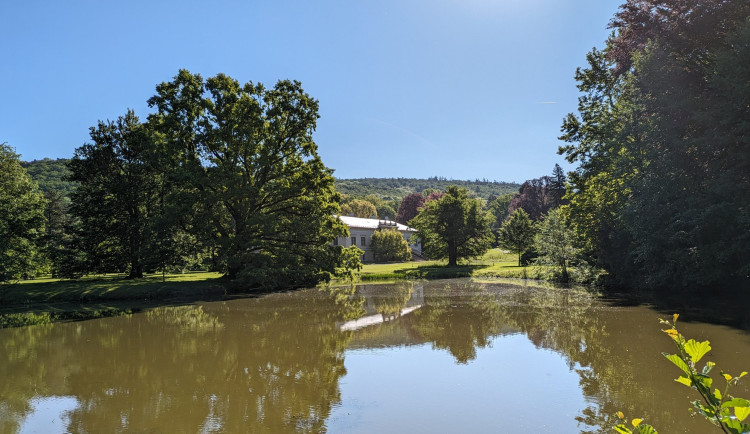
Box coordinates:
[0,250,550,328]
[0,272,226,328]
[1,271,225,305]
[356,249,546,282]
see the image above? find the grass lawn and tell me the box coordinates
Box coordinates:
[1,271,225,306]
[357,248,545,281]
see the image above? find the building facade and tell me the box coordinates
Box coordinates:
[334,215,420,262]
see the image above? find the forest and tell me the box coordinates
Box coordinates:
[559,0,750,289]
[334,177,519,200]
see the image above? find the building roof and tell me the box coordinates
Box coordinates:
[337,215,417,232]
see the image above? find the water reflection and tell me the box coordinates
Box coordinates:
[0,288,363,433]
[0,280,748,433]
[339,283,421,331]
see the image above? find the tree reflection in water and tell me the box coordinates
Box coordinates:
[0,287,363,433]
[350,279,749,433]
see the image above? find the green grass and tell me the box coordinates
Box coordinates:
[1,271,225,306]
[0,271,227,328]
[355,248,546,282]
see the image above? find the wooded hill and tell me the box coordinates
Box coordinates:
[21,158,76,196]
[22,158,521,201]
[335,177,520,200]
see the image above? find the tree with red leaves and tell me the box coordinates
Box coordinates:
[507,177,553,221]
[396,193,425,225]
[607,0,750,76]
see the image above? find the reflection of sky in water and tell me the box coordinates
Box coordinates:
[328,333,586,433]
[20,396,78,434]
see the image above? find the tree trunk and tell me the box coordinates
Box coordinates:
[448,242,457,267]
[129,260,143,278]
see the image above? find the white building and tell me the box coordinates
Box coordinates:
[334,215,420,262]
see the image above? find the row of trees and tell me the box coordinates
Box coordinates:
[559,0,750,289]
[403,177,577,283]
[1,71,361,290]
[334,177,518,200]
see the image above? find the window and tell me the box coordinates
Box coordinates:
[351,236,356,246]
[361,236,366,246]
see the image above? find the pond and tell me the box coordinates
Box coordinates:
[1,279,748,433]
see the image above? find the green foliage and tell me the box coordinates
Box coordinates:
[148,70,348,290]
[409,186,493,267]
[370,229,412,262]
[498,208,536,267]
[340,198,377,218]
[21,158,77,196]
[0,312,52,328]
[0,144,46,283]
[534,208,578,282]
[68,110,158,278]
[659,315,749,433]
[562,4,750,289]
[41,190,71,277]
[335,177,519,200]
[362,194,398,220]
[334,246,364,283]
[617,314,749,434]
[486,193,513,229]
[614,413,658,434]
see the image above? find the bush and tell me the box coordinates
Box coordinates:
[370,229,412,262]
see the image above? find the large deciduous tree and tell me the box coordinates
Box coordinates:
[410,186,493,266]
[0,144,46,283]
[68,110,158,278]
[147,70,348,289]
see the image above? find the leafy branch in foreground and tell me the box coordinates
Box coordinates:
[613,412,657,434]
[614,314,749,434]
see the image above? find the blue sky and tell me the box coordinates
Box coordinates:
[1,0,621,183]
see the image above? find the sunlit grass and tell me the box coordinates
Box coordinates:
[2,271,225,305]
[356,248,542,281]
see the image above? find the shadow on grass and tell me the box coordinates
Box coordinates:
[1,274,227,305]
[360,264,490,281]
[0,274,231,328]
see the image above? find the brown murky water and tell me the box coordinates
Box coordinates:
[1,279,748,433]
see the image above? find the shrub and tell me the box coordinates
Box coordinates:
[370,229,412,262]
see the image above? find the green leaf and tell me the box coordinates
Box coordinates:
[636,424,658,434]
[722,398,750,409]
[614,424,633,434]
[683,339,711,364]
[663,353,691,375]
[675,376,692,387]
[735,406,750,423]
[714,388,723,401]
[721,418,748,434]
[692,373,713,390]
[703,361,716,375]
